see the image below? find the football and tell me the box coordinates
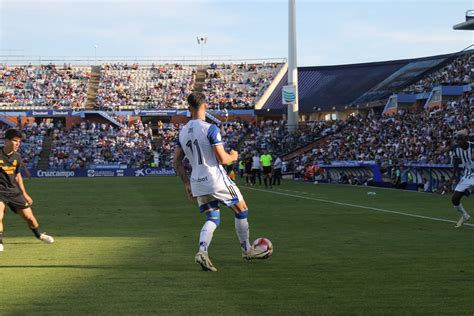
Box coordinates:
[252,237,273,259]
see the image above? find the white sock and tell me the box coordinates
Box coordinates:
[235,218,251,252]
[199,221,217,252]
[454,204,470,217]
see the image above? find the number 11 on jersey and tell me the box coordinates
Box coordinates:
[186,139,203,165]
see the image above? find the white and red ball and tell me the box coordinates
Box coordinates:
[252,237,273,259]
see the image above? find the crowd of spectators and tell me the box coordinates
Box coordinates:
[240,119,343,159]
[19,123,49,169]
[154,120,251,168]
[0,122,51,169]
[0,61,284,111]
[48,120,153,170]
[291,93,472,170]
[154,121,179,168]
[0,54,471,197]
[45,118,249,170]
[95,63,195,111]
[0,63,90,109]
[286,92,473,194]
[204,62,282,109]
[403,53,473,93]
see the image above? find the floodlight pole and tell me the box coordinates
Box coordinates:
[197,36,207,70]
[287,0,299,133]
[94,44,98,66]
[201,42,204,69]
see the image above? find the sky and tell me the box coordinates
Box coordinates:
[0,0,473,66]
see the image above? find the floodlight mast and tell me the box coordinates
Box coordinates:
[287,0,299,133]
[94,44,98,66]
[197,36,207,70]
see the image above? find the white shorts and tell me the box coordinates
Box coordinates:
[454,174,474,192]
[197,183,244,207]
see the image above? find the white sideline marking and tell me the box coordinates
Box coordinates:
[243,187,474,227]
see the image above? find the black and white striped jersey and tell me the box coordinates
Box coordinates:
[452,141,474,178]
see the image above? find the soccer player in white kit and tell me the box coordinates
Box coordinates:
[451,129,473,228]
[173,93,263,272]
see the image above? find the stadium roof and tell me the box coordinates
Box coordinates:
[453,20,474,30]
[453,10,474,30]
[262,51,469,113]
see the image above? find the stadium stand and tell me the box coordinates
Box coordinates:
[94,63,196,111]
[154,121,251,168]
[239,119,344,159]
[0,51,470,195]
[20,122,50,169]
[0,63,90,110]
[0,123,50,169]
[44,117,249,170]
[48,119,154,170]
[204,62,282,109]
[289,91,472,192]
[0,61,283,111]
[154,122,179,168]
[402,53,473,93]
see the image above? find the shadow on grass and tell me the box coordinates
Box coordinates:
[5,242,41,245]
[0,265,128,269]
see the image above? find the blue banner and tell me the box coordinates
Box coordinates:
[321,160,377,167]
[133,109,178,116]
[441,85,468,96]
[7,109,253,118]
[30,167,176,178]
[403,163,451,168]
[89,163,128,169]
[27,110,72,117]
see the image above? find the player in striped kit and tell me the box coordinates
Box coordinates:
[451,129,473,228]
[173,93,265,272]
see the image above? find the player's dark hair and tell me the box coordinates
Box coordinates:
[5,129,22,140]
[187,92,206,109]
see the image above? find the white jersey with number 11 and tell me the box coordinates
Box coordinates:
[177,119,232,197]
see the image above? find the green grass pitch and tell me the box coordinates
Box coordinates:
[0,177,472,315]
